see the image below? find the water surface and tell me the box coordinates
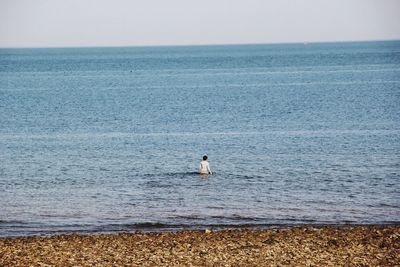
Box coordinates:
[0,41,399,236]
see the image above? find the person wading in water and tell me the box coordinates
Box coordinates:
[199,155,212,175]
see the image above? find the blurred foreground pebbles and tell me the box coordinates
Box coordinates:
[0,225,399,266]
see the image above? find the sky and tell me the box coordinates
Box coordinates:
[0,0,399,48]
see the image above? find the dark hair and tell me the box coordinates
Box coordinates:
[203,155,208,161]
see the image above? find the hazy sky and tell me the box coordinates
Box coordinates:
[1,0,399,48]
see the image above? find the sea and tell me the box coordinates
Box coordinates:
[0,41,399,237]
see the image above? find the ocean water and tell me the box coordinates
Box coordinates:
[0,41,399,237]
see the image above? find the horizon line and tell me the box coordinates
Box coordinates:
[0,38,399,50]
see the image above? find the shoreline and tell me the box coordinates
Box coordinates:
[1,225,399,266]
[1,222,400,238]
[2,222,399,239]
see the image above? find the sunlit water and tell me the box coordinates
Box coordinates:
[0,41,399,236]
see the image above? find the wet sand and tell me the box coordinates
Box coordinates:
[1,225,399,266]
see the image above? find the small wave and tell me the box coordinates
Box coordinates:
[144,172,199,178]
[378,203,399,208]
[0,220,36,226]
[142,172,203,182]
[210,214,265,222]
[2,219,400,237]
[205,206,225,210]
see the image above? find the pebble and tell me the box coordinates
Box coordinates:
[0,226,399,266]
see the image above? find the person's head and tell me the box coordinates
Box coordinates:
[203,155,208,161]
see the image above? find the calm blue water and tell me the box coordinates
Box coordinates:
[0,41,399,237]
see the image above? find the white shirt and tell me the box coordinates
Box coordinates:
[199,160,212,174]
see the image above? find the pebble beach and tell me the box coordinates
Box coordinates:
[1,225,399,266]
